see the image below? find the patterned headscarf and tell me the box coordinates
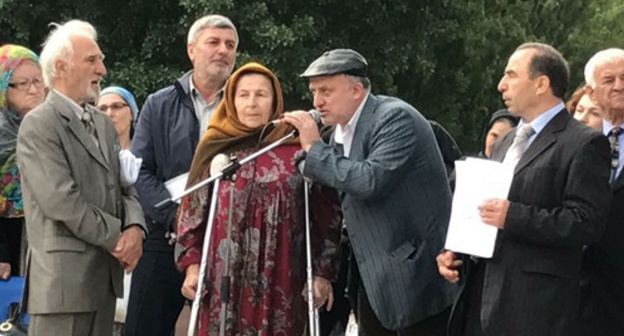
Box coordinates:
[0,44,39,218]
[186,61,295,186]
[0,44,40,108]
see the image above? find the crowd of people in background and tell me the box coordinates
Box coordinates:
[1,12,624,336]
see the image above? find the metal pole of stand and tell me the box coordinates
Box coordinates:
[188,177,222,336]
[219,168,236,336]
[304,179,320,336]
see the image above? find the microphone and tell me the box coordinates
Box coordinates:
[210,154,231,176]
[271,109,321,125]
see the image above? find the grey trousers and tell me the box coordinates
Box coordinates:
[28,290,116,336]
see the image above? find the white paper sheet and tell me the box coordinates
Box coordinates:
[164,172,189,204]
[444,158,514,258]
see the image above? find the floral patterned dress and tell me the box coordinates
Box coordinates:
[0,109,22,218]
[176,144,342,336]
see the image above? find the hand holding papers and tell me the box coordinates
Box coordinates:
[164,173,189,204]
[444,158,514,258]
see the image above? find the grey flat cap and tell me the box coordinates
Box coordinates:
[300,48,368,78]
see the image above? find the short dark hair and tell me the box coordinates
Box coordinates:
[516,42,570,99]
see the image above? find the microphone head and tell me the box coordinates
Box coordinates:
[309,109,321,123]
[210,154,230,176]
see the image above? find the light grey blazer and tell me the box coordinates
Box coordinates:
[16,90,145,314]
[304,94,457,330]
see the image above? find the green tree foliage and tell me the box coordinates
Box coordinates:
[564,0,624,88]
[2,0,621,152]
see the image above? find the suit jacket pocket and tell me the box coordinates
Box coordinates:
[520,255,576,279]
[391,239,425,262]
[44,236,87,252]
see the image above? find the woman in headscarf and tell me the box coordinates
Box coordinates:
[98,86,139,150]
[0,44,45,279]
[480,108,519,158]
[97,86,141,336]
[175,62,342,335]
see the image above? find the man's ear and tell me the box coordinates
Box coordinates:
[55,59,67,78]
[187,43,195,64]
[352,81,365,100]
[585,84,597,102]
[535,75,550,96]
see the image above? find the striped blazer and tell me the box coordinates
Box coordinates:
[304,94,457,329]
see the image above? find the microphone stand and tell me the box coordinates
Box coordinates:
[188,175,222,336]
[154,131,296,208]
[219,159,236,336]
[304,178,321,336]
[177,131,296,336]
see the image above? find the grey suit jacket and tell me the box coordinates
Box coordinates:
[304,94,457,330]
[16,91,145,314]
[450,110,611,336]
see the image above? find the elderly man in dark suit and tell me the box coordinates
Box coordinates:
[283,49,456,336]
[16,20,146,336]
[581,48,624,335]
[438,43,612,336]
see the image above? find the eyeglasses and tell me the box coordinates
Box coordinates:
[97,102,128,112]
[7,77,45,91]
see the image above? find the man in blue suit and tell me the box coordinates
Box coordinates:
[283,49,456,336]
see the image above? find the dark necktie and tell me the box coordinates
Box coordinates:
[335,142,345,157]
[608,126,623,183]
[81,108,98,146]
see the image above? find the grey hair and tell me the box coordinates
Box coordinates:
[584,48,624,87]
[347,75,372,91]
[39,20,98,87]
[187,15,238,46]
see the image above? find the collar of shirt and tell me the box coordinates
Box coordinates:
[189,75,224,108]
[54,89,85,119]
[518,101,564,147]
[189,75,224,137]
[334,93,369,156]
[601,119,623,136]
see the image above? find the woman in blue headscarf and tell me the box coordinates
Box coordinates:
[97,86,139,150]
[97,86,141,336]
[0,44,45,279]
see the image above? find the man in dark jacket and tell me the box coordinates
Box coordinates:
[438,42,611,336]
[125,14,238,336]
[581,47,624,336]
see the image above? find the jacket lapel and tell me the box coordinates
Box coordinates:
[613,169,624,191]
[514,110,568,176]
[89,106,111,165]
[349,94,377,160]
[48,91,109,170]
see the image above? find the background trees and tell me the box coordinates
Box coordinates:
[2,0,622,152]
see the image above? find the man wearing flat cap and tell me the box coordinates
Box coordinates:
[283,49,456,335]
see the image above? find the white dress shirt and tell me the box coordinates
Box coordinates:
[333,94,369,157]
